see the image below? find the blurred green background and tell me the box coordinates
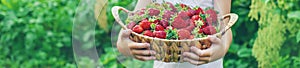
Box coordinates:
[0,0,299,68]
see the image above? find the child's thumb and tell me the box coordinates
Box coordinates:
[207,35,221,44]
[121,29,132,38]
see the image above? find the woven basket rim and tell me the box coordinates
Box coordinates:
[131,32,209,42]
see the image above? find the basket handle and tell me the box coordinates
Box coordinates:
[112,6,131,30]
[216,13,239,38]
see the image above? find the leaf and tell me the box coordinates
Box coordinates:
[297,30,300,43]
[1,0,13,9]
[288,11,300,19]
[56,42,63,48]
[237,47,252,58]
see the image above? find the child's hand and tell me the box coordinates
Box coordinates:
[182,36,225,66]
[117,29,156,61]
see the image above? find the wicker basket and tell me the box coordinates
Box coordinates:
[112,6,238,62]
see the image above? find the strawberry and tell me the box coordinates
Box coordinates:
[166,2,177,12]
[148,8,160,16]
[155,24,165,31]
[187,9,196,17]
[177,11,190,20]
[139,19,151,30]
[153,19,160,24]
[171,16,189,29]
[195,7,205,15]
[180,4,187,8]
[154,31,167,39]
[183,20,196,32]
[177,29,191,40]
[127,21,136,29]
[143,30,154,37]
[189,35,194,39]
[132,25,144,34]
[135,8,146,15]
[141,8,146,11]
[191,15,200,21]
[198,28,203,33]
[202,26,217,35]
[162,10,175,20]
[180,4,191,10]
[160,19,169,28]
[200,21,208,29]
[205,8,217,25]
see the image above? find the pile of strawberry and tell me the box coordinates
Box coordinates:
[126,2,218,40]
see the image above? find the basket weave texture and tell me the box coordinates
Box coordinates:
[129,33,211,62]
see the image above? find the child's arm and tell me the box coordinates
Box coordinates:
[182,0,233,65]
[215,0,233,53]
[116,0,156,61]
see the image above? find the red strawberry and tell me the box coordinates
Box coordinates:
[154,31,167,39]
[163,10,175,20]
[189,35,194,39]
[201,22,208,29]
[132,25,144,34]
[191,15,200,21]
[136,8,146,15]
[153,19,160,24]
[166,2,177,12]
[148,8,160,16]
[141,8,146,11]
[143,30,154,37]
[171,16,189,29]
[178,11,190,20]
[198,28,203,33]
[127,21,136,29]
[187,9,196,17]
[155,24,165,31]
[195,7,205,15]
[180,4,187,8]
[183,20,196,32]
[139,19,151,30]
[202,26,217,35]
[160,19,169,28]
[177,29,191,40]
[205,8,218,25]
[180,4,191,9]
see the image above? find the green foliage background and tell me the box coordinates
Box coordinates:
[0,0,298,68]
[249,0,300,67]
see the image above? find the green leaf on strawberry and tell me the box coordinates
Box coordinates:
[150,23,156,30]
[195,19,204,27]
[192,27,206,38]
[165,28,179,40]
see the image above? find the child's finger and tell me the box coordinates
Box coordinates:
[183,52,200,61]
[128,43,150,49]
[191,46,211,57]
[131,50,156,56]
[183,57,206,66]
[134,55,156,61]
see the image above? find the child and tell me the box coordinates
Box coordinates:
[116,0,232,68]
